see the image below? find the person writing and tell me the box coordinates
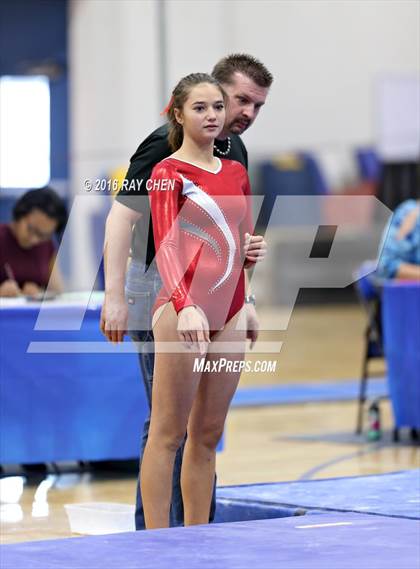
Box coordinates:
[0,187,67,297]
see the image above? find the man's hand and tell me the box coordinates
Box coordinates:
[244,233,267,268]
[100,294,128,343]
[245,303,259,349]
[0,279,21,297]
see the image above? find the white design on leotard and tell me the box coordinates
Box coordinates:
[180,218,222,259]
[180,174,236,292]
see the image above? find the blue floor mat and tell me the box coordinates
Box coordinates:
[217,470,420,520]
[232,377,387,407]
[2,513,419,569]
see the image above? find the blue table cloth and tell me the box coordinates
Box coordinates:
[382,282,420,428]
[0,294,147,464]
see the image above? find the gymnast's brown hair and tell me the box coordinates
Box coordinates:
[166,73,226,152]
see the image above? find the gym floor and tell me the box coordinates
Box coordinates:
[1,304,418,544]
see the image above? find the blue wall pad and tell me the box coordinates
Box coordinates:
[231,377,387,407]
[217,470,420,520]
[2,513,419,569]
[1,300,224,465]
[0,304,147,464]
[383,282,420,428]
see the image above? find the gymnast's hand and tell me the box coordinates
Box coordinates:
[244,233,267,268]
[100,294,128,344]
[177,305,210,355]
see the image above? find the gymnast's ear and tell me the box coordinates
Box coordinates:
[174,107,184,126]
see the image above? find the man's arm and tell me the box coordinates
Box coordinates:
[100,125,171,343]
[104,200,140,296]
[100,200,141,343]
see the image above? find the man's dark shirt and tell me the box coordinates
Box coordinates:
[116,123,248,266]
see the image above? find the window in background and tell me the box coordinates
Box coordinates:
[0,76,50,188]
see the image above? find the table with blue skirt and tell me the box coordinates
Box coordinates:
[382,281,420,429]
[0,293,147,464]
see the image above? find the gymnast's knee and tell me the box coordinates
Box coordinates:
[188,422,224,452]
[147,429,186,454]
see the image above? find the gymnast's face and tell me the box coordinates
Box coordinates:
[174,83,225,143]
[222,72,269,135]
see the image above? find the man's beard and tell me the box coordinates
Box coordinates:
[227,118,250,135]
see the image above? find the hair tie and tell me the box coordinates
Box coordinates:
[160,95,174,116]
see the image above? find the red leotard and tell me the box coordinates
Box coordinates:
[149,157,254,330]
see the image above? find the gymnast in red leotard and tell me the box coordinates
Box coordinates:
[149,156,253,331]
[140,73,266,530]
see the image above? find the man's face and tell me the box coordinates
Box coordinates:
[222,72,269,135]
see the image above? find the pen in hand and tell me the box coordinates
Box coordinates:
[1,263,22,297]
[4,263,16,282]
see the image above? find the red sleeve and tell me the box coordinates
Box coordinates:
[149,161,196,313]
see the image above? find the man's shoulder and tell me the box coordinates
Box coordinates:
[229,133,248,168]
[130,124,170,163]
[230,133,247,151]
[150,157,172,174]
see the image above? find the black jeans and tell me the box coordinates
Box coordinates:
[126,260,216,530]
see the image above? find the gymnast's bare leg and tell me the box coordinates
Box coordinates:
[140,303,246,528]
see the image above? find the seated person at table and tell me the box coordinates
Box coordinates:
[376,199,420,281]
[0,187,67,297]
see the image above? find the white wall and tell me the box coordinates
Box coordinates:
[69,0,420,167]
[69,0,420,173]
[165,0,419,156]
[69,0,160,288]
[69,0,160,170]
[68,0,419,288]
[165,0,234,87]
